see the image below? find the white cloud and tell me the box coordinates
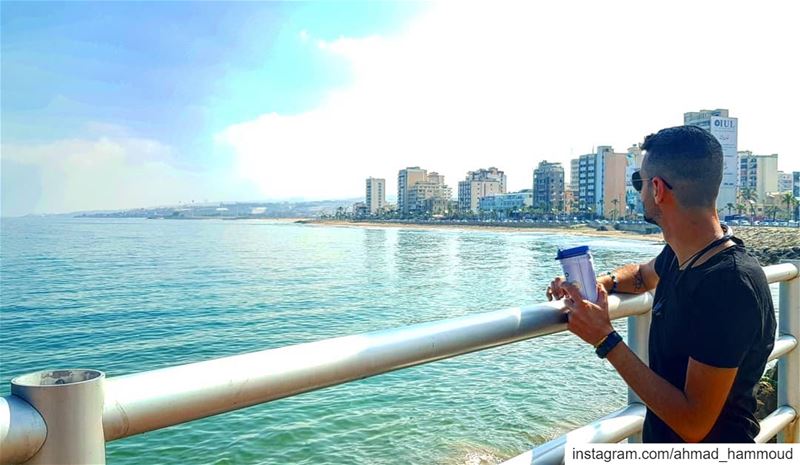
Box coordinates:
[1,133,251,216]
[220,0,799,200]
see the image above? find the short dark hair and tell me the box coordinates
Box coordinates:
[641,125,723,208]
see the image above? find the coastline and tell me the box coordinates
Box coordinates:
[298,219,799,265]
[299,218,666,243]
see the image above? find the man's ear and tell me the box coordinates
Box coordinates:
[652,178,666,204]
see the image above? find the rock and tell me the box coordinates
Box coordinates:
[755,365,777,421]
[755,365,779,443]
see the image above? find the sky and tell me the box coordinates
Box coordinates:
[2,0,799,217]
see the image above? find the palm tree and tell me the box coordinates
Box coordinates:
[739,188,758,220]
[739,188,757,202]
[726,203,734,217]
[611,198,619,222]
[793,197,800,221]
[765,205,780,222]
[783,193,795,220]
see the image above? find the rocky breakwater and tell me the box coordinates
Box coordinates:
[734,227,800,266]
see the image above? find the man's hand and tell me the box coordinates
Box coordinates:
[546,276,568,301]
[561,282,614,347]
[548,275,615,302]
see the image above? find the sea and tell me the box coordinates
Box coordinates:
[0,217,779,464]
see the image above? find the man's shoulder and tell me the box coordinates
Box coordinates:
[654,244,675,275]
[701,245,761,276]
[693,246,771,303]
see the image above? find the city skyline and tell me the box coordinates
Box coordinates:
[2,1,799,217]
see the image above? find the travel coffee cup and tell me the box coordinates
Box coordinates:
[555,245,598,303]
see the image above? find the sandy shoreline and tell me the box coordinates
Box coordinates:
[300,219,665,243]
[298,219,799,264]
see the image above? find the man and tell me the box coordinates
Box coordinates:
[547,125,776,442]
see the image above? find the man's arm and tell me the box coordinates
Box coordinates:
[563,283,737,442]
[606,343,737,442]
[547,258,658,301]
[597,258,659,294]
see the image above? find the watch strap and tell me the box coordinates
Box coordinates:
[595,330,623,359]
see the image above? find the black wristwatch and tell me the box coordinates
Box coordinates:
[595,330,623,359]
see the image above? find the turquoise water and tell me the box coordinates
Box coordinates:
[1,218,666,464]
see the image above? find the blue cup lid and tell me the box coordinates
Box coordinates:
[555,245,590,260]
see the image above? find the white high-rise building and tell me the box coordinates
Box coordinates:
[458,167,506,213]
[570,159,580,192]
[684,109,738,211]
[738,151,778,202]
[365,178,386,215]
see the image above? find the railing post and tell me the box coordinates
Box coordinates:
[11,370,106,465]
[626,310,651,443]
[778,260,800,443]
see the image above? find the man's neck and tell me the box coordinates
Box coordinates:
[660,209,725,266]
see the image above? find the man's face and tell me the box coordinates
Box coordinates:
[640,162,661,226]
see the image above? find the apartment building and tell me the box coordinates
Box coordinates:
[479,190,534,213]
[397,167,428,215]
[406,172,452,215]
[365,177,386,215]
[532,161,565,211]
[457,167,506,213]
[738,151,778,202]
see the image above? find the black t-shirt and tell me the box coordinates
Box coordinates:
[642,237,776,442]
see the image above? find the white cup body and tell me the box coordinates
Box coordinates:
[558,253,598,302]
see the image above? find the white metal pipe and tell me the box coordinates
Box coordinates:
[0,396,46,465]
[764,262,800,284]
[778,261,800,443]
[500,403,798,463]
[101,294,648,440]
[755,406,798,443]
[499,403,647,465]
[11,370,106,465]
[626,307,651,443]
[610,292,653,319]
[769,335,798,363]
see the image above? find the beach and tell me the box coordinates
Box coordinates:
[300,219,666,242]
[300,219,799,265]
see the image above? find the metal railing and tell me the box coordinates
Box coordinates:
[1,262,797,465]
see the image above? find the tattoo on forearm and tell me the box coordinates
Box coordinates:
[634,269,645,291]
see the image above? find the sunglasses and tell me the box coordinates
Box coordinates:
[632,170,673,193]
